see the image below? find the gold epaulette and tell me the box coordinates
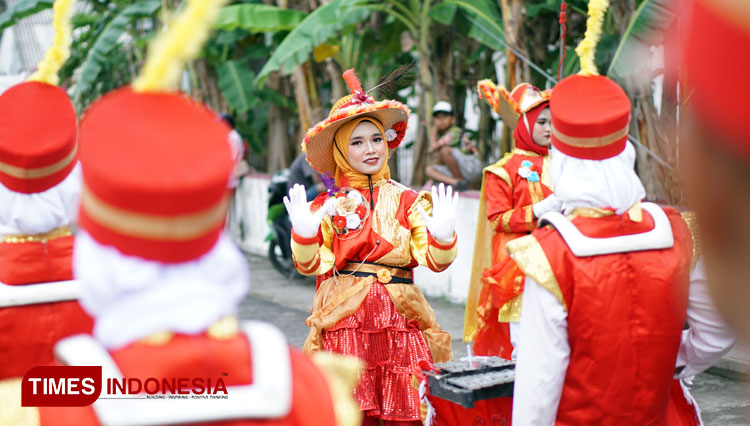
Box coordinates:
[505,235,567,311]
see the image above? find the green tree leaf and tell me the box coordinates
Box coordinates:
[254,0,372,86]
[0,0,53,33]
[428,3,457,25]
[214,4,305,33]
[72,0,161,102]
[444,0,505,51]
[607,0,674,80]
[218,59,255,114]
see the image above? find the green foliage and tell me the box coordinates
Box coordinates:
[255,0,372,86]
[608,0,674,79]
[0,0,52,33]
[214,4,305,33]
[71,1,162,106]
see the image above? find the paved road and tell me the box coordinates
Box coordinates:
[238,254,750,425]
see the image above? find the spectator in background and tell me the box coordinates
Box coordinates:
[426,101,482,191]
[288,152,324,201]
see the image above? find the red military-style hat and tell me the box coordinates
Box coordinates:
[0,81,77,194]
[550,74,631,160]
[77,87,233,263]
[682,0,750,159]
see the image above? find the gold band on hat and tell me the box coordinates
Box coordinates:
[81,184,228,241]
[551,124,629,148]
[0,145,77,180]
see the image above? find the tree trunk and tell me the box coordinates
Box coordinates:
[410,0,435,186]
[267,72,291,173]
[499,0,530,88]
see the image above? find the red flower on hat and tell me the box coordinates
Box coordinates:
[355,205,366,219]
[387,121,408,149]
[333,215,347,229]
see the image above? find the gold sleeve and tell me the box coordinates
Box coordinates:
[408,191,458,271]
[311,352,364,426]
[290,210,336,276]
[0,378,40,425]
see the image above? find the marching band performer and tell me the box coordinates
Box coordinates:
[511,2,733,423]
[0,0,92,381]
[286,68,457,425]
[465,81,560,359]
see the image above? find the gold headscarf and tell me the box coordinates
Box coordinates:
[333,117,391,188]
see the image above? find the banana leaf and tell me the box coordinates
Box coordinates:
[0,0,53,33]
[72,0,161,102]
[254,0,372,86]
[443,0,505,51]
[214,4,305,33]
[607,0,675,81]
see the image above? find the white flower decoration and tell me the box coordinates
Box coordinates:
[518,166,532,179]
[347,190,363,203]
[385,128,398,141]
[346,214,361,229]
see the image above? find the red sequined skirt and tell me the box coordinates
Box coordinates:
[322,282,432,421]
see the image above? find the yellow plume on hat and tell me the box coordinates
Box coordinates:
[133,0,228,92]
[575,0,610,76]
[28,0,75,85]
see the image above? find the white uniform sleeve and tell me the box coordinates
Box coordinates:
[676,257,736,378]
[512,277,570,426]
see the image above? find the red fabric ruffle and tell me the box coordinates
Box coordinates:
[322,282,431,422]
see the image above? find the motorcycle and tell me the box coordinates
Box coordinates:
[266,170,300,278]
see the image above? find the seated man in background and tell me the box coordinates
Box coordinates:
[426,101,481,191]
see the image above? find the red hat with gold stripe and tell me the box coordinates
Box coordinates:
[549,0,631,161]
[682,0,750,159]
[550,74,631,160]
[0,82,77,194]
[78,88,232,263]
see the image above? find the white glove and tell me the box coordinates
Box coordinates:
[416,183,459,243]
[532,194,564,218]
[282,184,328,239]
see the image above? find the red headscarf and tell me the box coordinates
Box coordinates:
[513,101,549,155]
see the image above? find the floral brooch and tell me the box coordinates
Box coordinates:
[325,188,370,235]
[384,121,407,149]
[518,160,540,183]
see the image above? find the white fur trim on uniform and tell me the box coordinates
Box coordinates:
[539,202,674,257]
[0,163,81,236]
[550,143,646,215]
[0,279,80,307]
[74,231,249,349]
[55,321,292,425]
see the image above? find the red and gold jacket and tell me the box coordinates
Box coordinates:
[2,320,360,426]
[508,205,696,425]
[0,227,93,379]
[291,180,456,363]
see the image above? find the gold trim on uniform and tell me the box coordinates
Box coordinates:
[497,294,523,322]
[552,124,629,147]
[374,182,413,266]
[0,378,40,426]
[2,225,72,243]
[0,145,77,180]
[681,211,702,271]
[506,235,567,311]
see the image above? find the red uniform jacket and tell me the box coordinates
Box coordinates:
[0,235,93,379]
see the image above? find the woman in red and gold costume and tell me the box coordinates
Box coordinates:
[464,81,561,359]
[285,69,458,426]
[0,0,92,381]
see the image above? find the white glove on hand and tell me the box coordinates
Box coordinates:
[283,184,328,239]
[532,194,564,218]
[416,183,459,243]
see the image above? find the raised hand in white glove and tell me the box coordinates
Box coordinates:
[416,183,459,243]
[283,184,328,239]
[532,194,564,218]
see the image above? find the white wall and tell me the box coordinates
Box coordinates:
[233,175,479,303]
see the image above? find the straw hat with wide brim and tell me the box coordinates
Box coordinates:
[302,70,410,175]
